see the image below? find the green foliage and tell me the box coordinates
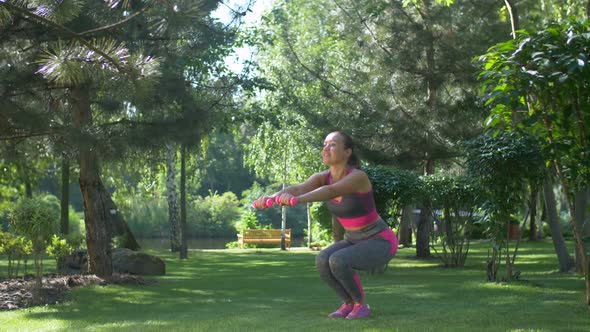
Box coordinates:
[46,234,74,273]
[119,195,169,238]
[421,175,481,209]
[189,192,242,237]
[421,175,481,267]
[8,196,59,252]
[476,18,590,192]
[243,119,324,185]
[8,195,59,298]
[256,0,505,168]
[234,210,260,233]
[0,231,32,278]
[464,131,546,280]
[465,131,545,221]
[67,206,86,249]
[304,217,332,249]
[196,131,257,197]
[364,165,422,226]
[120,191,244,238]
[309,202,332,233]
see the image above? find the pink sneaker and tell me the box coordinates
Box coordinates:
[345,303,371,319]
[328,303,354,318]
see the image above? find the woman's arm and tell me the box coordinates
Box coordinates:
[273,171,327,197]
[255,171,327,208]
[296,170,371,204]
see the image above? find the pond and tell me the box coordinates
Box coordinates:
[137,237,305,250]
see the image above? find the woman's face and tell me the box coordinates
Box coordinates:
[322,132,351,166]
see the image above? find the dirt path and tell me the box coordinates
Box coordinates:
[1,273,155,311]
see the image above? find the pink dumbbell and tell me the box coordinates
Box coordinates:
[252,198,275,209]
[274,196,298,206]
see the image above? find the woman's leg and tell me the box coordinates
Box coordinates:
[315,240,355,302]
[328,237,393,303]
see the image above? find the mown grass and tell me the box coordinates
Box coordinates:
[1,239,589,332]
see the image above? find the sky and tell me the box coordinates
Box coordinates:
[212,0,276,73]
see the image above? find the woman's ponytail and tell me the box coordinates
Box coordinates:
[333,131,361,169]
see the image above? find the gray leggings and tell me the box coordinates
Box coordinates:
[315,220,397,303]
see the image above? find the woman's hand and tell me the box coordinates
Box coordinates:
[274,193,299,206]
[252,196,274,209]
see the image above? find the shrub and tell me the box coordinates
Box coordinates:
[421,175,481,267]
[67,206,86,249]
[190,191,242,237]
[9,196,59,303]
[46,235,74,274]
[0,231,32,278]
[120,195,169,238]
[235,210,260,233]
[304,219,332,249]
[465,132,545,281]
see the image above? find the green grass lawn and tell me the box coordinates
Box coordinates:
[1,239,589,332]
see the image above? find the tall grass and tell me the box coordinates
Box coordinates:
[1,240,589,332]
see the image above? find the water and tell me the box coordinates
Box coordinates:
[138,237,304,250]
[137,238,231,250]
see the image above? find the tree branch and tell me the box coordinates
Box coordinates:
[332,0,394,59]
[79,1,153,36]
[1,2,129,75]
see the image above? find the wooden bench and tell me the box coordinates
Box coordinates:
[237,229,291,249]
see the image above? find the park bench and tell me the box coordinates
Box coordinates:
[237,229,291,248]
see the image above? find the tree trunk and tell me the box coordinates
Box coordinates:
[543,175,574,272]
[166,143,181,252]
[71,84,112,278]
[399,205,413,247]
[537,193,546,239]
[417,158,434,258]
[529,182,538,241]
[25,179,32,198]
[504,0,520,39]
[307,203,312,247]
[281,155,287,250]
[573,187,589,273]
[179,143,188,259]
[60,155,70,235]
[332,216,344,242]
[281,205,287,250]
[505,215,513,280]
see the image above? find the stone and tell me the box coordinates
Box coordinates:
[65,249,88,270]
[111,248,165,276]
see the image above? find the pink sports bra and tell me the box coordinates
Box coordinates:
[325,170,381,229]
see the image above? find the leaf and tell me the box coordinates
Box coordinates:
[485,114,501,128]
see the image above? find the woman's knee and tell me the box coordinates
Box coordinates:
[328,253,349,274]
[315,250,331,270]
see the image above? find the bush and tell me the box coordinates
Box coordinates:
[120,191,245,239]
[67,206,86,249]
[9,196,59,303]
[234,210,260,233]
[119,195,169,238]
[46,235,74,274]
[422,175,481,267]
[189,192,242,237]
[309,202,332,236]
[364,166,422,227]
[304,219,332,249]
[0,231,32,278]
